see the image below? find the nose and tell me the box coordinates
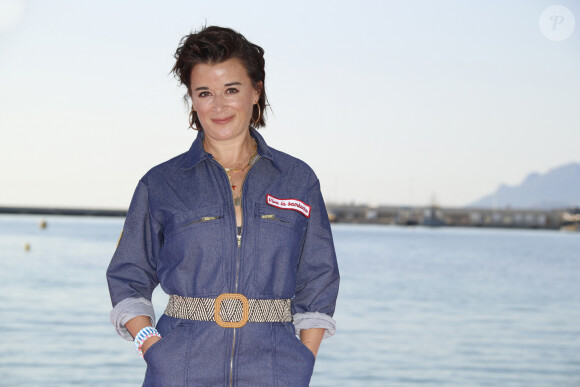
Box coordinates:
[212,93,226,112]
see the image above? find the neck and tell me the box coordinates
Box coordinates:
[203,130,255,167]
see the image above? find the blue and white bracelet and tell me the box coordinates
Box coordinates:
[134,326,161,358]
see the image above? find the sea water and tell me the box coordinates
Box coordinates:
[0,215,579,386]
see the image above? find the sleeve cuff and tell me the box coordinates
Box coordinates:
[110,297,156,341]
[293,311,336,339]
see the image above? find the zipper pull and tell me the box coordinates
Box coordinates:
[237,234,242,247]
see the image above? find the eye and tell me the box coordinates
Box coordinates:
[225,87,239,94]
[198,91,211,98]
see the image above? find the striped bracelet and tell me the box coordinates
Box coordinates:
[134,326,161,358]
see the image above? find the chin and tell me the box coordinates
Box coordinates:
[205,127,247,142]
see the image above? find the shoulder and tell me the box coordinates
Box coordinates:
[269,147,316,178]
[252,128,317,182]
[139,151,189,186]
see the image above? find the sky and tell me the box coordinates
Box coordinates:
[0,0,579,209]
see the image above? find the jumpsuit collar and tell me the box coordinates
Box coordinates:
[181,128,281,172]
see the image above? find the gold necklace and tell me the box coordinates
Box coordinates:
[228,140,258,207]
[203,138,258,181]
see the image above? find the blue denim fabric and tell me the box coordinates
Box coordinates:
[106,129,339,386]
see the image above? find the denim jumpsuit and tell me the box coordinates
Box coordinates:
[106,129,340,386]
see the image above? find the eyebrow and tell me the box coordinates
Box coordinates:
[194,82,242,91]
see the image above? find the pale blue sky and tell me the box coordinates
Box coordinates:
[1,0,578,209]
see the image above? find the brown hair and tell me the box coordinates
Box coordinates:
[172,26,268,130]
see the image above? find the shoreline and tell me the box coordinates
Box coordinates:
[0,206,127,217]
[1,205,578,231]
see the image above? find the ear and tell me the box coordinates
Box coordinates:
[188,91,195,111]
[254,81,263,102]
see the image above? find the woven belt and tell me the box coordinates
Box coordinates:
[165,294,292,328]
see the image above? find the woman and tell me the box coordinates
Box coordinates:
[106,26,339,386]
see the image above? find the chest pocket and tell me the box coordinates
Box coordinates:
[160,205,226,296]
[252,202,308,297]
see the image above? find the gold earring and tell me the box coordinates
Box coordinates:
[189,107,198,129]
[251,104,261,126]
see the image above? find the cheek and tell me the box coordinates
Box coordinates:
[229,99,253,117]
[194,104,211,120]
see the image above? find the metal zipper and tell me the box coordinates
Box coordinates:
[180,216,223,229]
[229,228,241,387]
[210,158,238,387]
[201,216,221,222]
[260,214,290,223]
[229,232,240,387]
[213,154,260,387]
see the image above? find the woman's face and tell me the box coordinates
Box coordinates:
[190,59,261,143]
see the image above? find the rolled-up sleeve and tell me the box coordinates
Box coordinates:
[106,179,162,340]
[292,178,340,338]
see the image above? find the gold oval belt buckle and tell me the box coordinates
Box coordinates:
[214,293,249,328]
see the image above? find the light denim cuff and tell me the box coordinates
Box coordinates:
[293,312,336,339]
[110,297,156,341]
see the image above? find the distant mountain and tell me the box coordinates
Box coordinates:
[469,162,580,209]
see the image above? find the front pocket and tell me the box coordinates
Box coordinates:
[143,324,191,386]
[181,216,223,227]
[280,323,316,363]
[165,206,225,237]
[260,214,293,225]
[143,323,186,362]
[252,204,308,296]
[273,323,316,384]
[159,206,226,295]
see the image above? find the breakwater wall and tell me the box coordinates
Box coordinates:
[327,204,578,230]
[0,206,127,217]
[1,205,578,231]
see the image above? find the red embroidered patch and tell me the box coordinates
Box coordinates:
[266,194,311,218]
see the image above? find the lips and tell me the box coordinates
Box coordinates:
[211,116,234,125]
